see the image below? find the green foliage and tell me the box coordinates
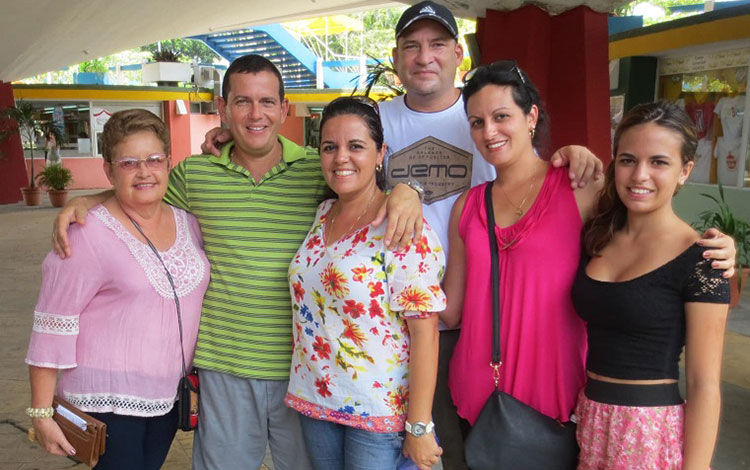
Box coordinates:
[0,101,43,187]
[300,7,476,63]
[352,57,404,99]
[613,0,704,25]
[142,39,219,64]
[150,49,182,63]
[36,164,73,190]
[78,59,109,73]
[692,184,750,269]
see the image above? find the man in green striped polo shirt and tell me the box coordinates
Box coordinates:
[52,54,423,470]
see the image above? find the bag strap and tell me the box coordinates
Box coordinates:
[128,215,189,380]
[484,182,502,389]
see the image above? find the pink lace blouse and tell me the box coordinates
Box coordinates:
[449,167,587,424]
[26,205,209,417]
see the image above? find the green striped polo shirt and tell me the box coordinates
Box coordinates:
[164,137,329,379]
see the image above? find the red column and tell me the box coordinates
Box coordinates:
[0,81,29,204]
[476,6,611,164]
[163,101,192,164]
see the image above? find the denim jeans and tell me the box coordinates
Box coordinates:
[89,407,177,470]
[299,414,407,470]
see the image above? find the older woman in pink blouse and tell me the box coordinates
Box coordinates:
[25,109,209,470]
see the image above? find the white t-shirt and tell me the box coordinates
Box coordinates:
[380,94,496,253]
[689,138,712,184]
[714,136,740,186]
[714,95,745,144]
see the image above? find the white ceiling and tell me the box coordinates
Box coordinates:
[0,0,626,82]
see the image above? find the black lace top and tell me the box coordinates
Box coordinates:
[572,244,730,380]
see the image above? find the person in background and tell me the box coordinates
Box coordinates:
[26,109,209,470]
[572,101,730,470]
[286,97,444,470]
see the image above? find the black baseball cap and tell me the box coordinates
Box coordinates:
[395,1,459,40]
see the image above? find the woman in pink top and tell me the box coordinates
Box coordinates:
[441,63,603,431]
[25,109,209,470]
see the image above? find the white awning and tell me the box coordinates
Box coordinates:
[0,0,626,82]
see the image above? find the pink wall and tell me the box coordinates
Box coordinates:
[281,107,304,146]
[188,113,221,159]
[25,159,111,190]
[164,101,192,164]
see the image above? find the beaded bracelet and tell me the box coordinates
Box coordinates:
[25,407,54,419]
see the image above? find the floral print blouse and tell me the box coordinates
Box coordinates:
[286,199,447,433]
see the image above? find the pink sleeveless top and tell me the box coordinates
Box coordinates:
[449,166,587,424]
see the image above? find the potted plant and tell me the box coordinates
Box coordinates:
[75,59,111,85]
[36,163,73,207]
[0,101,43,205]
[692,184,750,307]
[142,49,191,86]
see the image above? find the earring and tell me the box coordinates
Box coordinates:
[376,163,383,172]
[529,127,536,139]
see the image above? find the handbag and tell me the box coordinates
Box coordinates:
[129,216,199,432]
[464,182,578,470]
[29,396,107,467]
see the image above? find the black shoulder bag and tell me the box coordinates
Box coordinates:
[129,216,199,432]
[464,182,578,470]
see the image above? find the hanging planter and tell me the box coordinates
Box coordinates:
[142,49,191,86]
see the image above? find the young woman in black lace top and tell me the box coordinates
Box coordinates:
[572,101,730,470]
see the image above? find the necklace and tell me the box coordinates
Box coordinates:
[327,190,379,243]
[497,171,537,218]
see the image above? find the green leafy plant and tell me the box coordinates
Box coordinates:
[36,164,73,190]
[78,59,109,73]
[692,183,750,280]
[151,49,183,63]
[0,101,43,187]
[352,56,404,99]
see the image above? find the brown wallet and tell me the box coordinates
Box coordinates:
[30,396,107,467]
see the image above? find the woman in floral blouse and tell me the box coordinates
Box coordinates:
[286,97,445,470]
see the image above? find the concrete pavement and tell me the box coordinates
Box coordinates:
[0,192,748,469]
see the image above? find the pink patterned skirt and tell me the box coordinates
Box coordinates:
[575,380,685,470]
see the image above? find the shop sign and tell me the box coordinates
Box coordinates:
[92,108,112,131]
[660,48,750,75]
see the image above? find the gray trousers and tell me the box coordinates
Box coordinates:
[433,329,468,470]
[192,369,311,470]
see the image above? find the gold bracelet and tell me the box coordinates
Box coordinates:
[25,407,54,419]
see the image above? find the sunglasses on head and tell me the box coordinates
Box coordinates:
[325,95,380,116]
[463,59,526,85]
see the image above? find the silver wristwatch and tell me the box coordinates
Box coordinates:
[405,420,435,437]
[405,179,425,203]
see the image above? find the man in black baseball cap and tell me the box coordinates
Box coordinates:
[395,0,459,40]
[384,3,482,470]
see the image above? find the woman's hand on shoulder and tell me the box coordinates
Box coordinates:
[550,145,604,189]
[32,418,76,457]
[403,433,442,470]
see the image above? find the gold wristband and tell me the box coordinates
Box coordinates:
[25,406,54,419]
